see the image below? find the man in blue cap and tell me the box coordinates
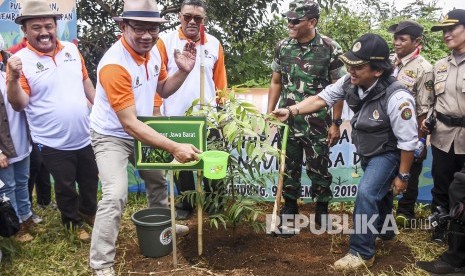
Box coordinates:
[273,33,417,271]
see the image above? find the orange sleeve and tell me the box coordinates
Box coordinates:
[79,51,89,80]
[154,93,163,107]
[99,64,135,112]
[154,39,168,108]
[156,38,169,67]
[213,44,227,90]
[6,65,31,95]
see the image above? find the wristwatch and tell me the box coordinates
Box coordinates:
[397,172,410,182]
[332,118,343,127]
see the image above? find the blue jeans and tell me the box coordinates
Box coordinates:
[0,157,32,222]
[349,151,400,259]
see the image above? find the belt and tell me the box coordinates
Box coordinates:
[437,112,465,127]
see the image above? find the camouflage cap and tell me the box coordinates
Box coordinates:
[283,0,320,19]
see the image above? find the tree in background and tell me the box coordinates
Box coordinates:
[77,0,449,87]
[76,0,283,85]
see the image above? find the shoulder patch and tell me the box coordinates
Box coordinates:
[398,102,410,110]
[425,80,434,91]
[401,108,413,120]
[436,65,447,74]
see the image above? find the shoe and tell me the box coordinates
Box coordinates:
[416,259,465,274]
[15,218,35,243]
[79,211,95,226]
[78,228,91,243]
[432,224,447,244]
[175,224,189,237]
[333,253,374,271]
[274,204,299,237]
[376,234,397,242]
[37,202,57,210]
[31,213,43,224]
[175,208,193,220]
[315,201,329,226]
[395,214,411,228]
[93,267,115,276]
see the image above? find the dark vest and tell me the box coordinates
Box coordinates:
[343,75,406,157]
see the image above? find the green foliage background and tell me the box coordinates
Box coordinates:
[76,0,450,86]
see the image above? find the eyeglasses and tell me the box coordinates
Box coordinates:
[125,22,160,35]
[180,13,204,24]
[287,18,307,25]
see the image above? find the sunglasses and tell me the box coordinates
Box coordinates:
[181,13,204,24]
[287,18,308,25]
[125,22,159,35]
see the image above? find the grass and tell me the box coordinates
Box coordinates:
[0,196,447,275]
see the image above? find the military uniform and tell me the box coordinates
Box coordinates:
[271,32,346,203]
[394,50,434,219]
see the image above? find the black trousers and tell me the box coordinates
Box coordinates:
[441,162,465,267]
[431,144,465,212]
[28,144,52,206]
[396,160,423,218]
[38,143,98,227]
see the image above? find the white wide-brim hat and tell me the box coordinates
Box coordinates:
[113,0,169,23]
[15,0,62,24]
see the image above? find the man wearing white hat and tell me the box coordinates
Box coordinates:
[7,0,98,241]
[88,0,200,274]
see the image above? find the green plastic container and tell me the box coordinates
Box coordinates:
[201,150,230,179]
[131,208,173,258]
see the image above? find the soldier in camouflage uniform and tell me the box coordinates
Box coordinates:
[267,0,346,227]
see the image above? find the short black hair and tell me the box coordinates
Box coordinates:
[369,60,394,79]
[181,0,207,11]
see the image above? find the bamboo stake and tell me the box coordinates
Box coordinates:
[270,126,289,233]
[169,171,177,267]
[197,24,206,256]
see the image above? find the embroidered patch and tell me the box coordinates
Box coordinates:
[435,83,443,92]
[399,74,415,87]
[398,102,410,110]
[353,42,362,52]
[423,80,433,91]
[437,65,447,74]
[401,108,413,120]
[36,62,44,70]
[373,109,380,120]
[404,70,417,79]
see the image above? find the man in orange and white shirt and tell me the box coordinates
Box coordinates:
[88,0,200,274]
[156,0,227,219]
[7,0,97,241]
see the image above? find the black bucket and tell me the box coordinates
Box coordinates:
[131,208,173,257]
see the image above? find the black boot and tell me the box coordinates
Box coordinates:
[418,220,465,274]
[441,220,465,268]
[276,200,299,237]
[432,222,448,244]
[315,201,328,227]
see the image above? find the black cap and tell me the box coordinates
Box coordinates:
[388,20,424,37]
[431,9,465,32]
[339,33,390,66]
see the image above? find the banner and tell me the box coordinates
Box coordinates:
[0,0,77,48]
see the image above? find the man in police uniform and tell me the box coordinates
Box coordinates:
[387,20,434,227]
[273,33,417,271]
[421,9,465,244]
[267,0,346,227]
